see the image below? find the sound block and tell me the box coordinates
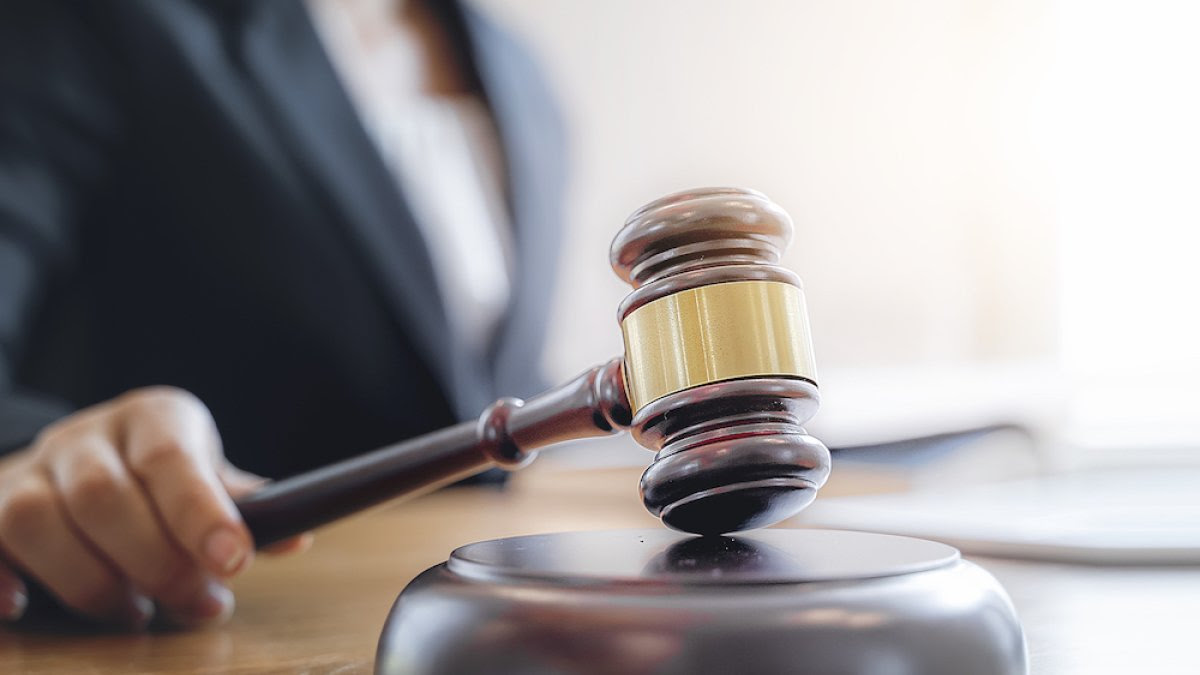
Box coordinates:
[376,529,1027,674]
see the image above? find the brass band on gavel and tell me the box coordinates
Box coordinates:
[620,279,818,412]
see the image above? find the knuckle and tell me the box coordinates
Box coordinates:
[0,480,55,543]
[32,414,120,464]
[129,439,187,477]
[35,397,127,450]
[32,422,77,459]
[127,386,207,418]
[62,462,125,517]
[32,421,65,448]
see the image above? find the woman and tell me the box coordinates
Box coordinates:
[0,0,565,629]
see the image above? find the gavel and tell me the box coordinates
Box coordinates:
[235,188,831,547]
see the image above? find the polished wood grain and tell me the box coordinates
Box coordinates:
[1,464,1197,674]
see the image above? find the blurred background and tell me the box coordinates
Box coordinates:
[477,0,1200,469]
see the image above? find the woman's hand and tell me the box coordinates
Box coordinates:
[0,386,306,629]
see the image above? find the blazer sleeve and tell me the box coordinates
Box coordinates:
[0,1,124,454]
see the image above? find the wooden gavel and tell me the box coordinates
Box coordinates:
[236,188,832,547]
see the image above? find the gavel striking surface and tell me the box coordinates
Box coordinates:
[377,529,1027,675]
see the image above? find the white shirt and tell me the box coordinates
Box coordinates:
[305,0,513,359]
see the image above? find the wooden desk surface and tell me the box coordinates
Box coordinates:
[1,465,1197,674]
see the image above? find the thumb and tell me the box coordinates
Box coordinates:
[218,464,315,556]
[218,464,269,499]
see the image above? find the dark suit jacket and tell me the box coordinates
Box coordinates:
[0,0,566,478]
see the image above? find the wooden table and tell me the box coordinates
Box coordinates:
[1,465,1197,674]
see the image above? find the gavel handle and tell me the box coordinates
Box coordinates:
[235,358,631,549]
[236,421,482,548]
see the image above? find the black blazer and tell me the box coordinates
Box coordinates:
[0,0,567,478]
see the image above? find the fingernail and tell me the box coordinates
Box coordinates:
[2,588,27,621]
[199,581,235,624]
[124,593,155,630]
[204,527,249,575]
[171,580,234,627]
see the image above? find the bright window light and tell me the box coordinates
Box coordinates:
[1039,0,1200,448]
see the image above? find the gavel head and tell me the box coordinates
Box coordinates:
[611,188,831,536]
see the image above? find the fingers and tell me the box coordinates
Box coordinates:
[219,463,269,500]
[0,470,152,627]
[0,387,251,629]
[0,557,27,622]
[47,436,233,626]
[118,389,254,578]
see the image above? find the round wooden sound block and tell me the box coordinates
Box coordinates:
[376,529,1027,674]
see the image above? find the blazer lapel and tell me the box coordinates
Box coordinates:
[233,0,483,410]
[230,0,565,414]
